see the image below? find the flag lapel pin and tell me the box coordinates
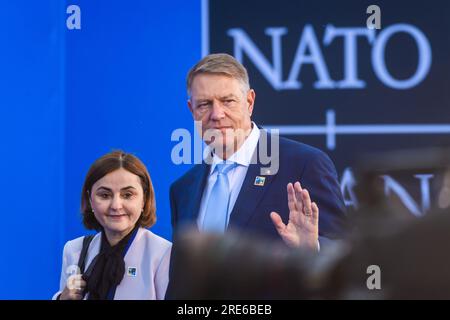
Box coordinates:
[254,176,266,186]
[127,267,137,277]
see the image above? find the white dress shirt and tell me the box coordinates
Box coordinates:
[197,123,260,230]
[196,124,321,251]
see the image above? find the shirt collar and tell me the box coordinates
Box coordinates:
[206,122,260,175]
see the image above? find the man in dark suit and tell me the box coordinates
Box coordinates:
[169,53,346,249]
[166,53,346,298]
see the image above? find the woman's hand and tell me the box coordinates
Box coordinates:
[59,274,87,300]
[270,182,319,251]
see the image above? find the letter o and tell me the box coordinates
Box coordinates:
[372,24,432,89]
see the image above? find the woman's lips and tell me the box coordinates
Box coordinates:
[107,214,127,219]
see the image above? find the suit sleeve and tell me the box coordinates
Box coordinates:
[299,150,347,239]
[169,184,178,229]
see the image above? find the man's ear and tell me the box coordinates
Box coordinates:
[247,89,256,116]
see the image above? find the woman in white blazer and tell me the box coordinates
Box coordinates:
[53,150,171,300]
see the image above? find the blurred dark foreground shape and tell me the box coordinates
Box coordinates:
[332,147,450,299]
[170,210,450,299]
[170,148,450,299]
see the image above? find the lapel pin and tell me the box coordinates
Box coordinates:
[127,267,137,277]
[254,176,266,186]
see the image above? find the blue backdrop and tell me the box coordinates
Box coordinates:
[2,0,449,299]
[0,0,200,299]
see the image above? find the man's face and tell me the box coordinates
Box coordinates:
[188,73,255,157]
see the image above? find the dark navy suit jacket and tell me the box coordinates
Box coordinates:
[169,131,347,242]
[166,130,347,298]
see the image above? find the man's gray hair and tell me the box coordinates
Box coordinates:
[186,53,250,96]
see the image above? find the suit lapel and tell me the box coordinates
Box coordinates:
[180,163,210,228]
[228,131,277,230]
[228,163,276,229]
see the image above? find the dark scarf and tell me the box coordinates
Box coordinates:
[82,225,139,300]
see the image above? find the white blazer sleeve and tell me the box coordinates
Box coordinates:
[52,241,70,300]
[154,245,171,300]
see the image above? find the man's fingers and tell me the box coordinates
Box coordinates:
[293,182,304,212]
[287,183,296,213]
[302,189,312,216]
[311,202,319,224]
[270,211,286,234]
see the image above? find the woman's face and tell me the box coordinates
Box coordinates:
[90,168,145,240]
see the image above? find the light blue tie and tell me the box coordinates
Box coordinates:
[202,162,236,233]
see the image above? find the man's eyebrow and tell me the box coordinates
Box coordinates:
[194,97,211,102]
[221,94,238,99]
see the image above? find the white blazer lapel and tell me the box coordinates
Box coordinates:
[84,233,101,271]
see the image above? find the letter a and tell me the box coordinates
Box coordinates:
[366,5,381,30]
[366,265,381,290]
[66,5,81,30]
